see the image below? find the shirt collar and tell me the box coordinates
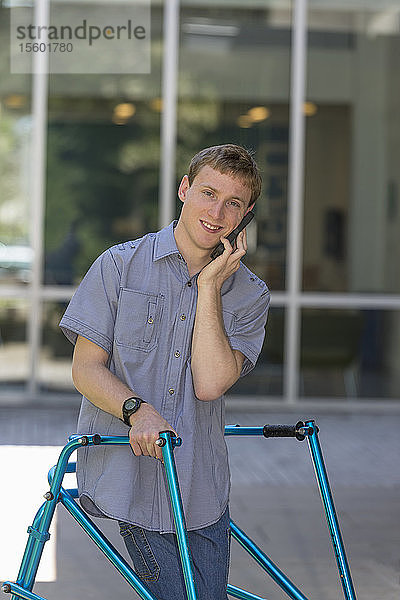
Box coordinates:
[153,221,181,261]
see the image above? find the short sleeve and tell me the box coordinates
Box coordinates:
[59,249,121,354]
[228,288,270,377]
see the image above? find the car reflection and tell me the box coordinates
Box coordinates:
[0,243,33,283]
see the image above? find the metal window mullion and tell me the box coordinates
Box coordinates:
[284,0,308,404]
[159,0,180,229]
[27,0,49,398]
[298,293,400,309]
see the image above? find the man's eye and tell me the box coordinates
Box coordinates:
[229,201,241,208]
[203,190,214,197]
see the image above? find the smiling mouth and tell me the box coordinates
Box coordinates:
[200,220,223,233]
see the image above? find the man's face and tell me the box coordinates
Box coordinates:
[177,165,253,252]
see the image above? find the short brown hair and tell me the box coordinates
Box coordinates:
[188,144,262,206]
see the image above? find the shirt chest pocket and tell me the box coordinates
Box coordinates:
[115,289,164,352]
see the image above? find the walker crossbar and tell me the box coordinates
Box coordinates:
[2,421,357,600]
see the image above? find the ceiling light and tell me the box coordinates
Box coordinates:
[150,98,163,112]
[303,102,318,117]
[4,95,27,109]
[247,106,270,122]
[113,103,136,120]
[237,115,253,129]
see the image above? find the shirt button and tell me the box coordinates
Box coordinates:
[174,351,180,358]
[168,388,175,395]
[180,314,186,321]
[187,281,192,287]
[147,316,154,324]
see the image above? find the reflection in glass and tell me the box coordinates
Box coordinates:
[0,93,33,285]
[230,307,283,396]
[0,299,29,389]
[0,243,33,285]
[44,5,163,285]
[303,4,400,293]
[40,302,74,393]
[300,309,400,399]
[44,99,161,285]
[178,4,291,290]
[303,105,350,292]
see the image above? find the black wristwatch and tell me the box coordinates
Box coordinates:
[121,397,146,427]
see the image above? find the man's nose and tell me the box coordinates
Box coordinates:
[207,201,225,221]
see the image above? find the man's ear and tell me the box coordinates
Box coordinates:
[178,175,190,203]
[245,202,255,215]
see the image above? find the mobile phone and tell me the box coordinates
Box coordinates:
[210,210,255,260]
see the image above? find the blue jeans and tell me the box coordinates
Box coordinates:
[118,507,230,600]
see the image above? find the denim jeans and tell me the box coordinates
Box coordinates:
[118,507,230,600]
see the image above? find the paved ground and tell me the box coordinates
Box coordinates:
[1,403,399,600]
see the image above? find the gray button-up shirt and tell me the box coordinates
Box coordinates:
[60,222,269,533]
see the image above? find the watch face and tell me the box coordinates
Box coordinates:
[125,399,138,411]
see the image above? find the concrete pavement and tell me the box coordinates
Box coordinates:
[0,404,399,599]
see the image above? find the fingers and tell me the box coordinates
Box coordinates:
[130,429,178,462]
[198,233,245,288]
[153,429,179,461]
[234,230,247,254]
[220,236,233,254]
[130,433,160,459]
[237,229,247,252]
[220,232,246,264]
[130,439,142,457]
[128,403,177,461]
[219,231,246,259]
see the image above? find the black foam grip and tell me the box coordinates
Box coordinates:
[263,424,297,438]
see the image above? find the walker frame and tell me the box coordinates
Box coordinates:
[2,420,357,600]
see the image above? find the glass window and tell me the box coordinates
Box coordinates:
[44,6,163,285]
[40,302,74,393]
[178,3,292,290]
[44,97,162,284]
[0,6,33,288]
[0,299,29,390]
[300,308,400,399]
[304,3,400,293]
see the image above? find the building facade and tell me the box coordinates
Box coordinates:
[1,0,400,404]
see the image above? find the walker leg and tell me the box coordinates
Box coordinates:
[159,431,198,600]
[306,420,357,600]
[10,501,50,600]
[7,438,84,599]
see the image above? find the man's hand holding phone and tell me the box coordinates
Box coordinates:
[210,210,254,260]
[198,227,248,291]
[197,210,254,290]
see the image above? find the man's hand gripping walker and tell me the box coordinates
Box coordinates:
[2,421,357,600]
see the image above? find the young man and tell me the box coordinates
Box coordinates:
[60,144,270,599]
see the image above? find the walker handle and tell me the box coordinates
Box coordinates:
[263,421,314,441]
